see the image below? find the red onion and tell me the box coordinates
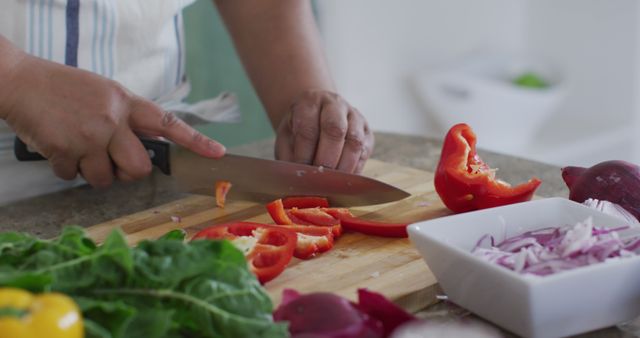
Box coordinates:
[356,289,416,337]
[582,198,639,225]
[472,218,639,276]
[562,160,640,221]
[273,289,416,338]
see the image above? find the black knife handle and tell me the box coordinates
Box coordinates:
[14,137,171,175]
[141,138,171,175]
[14,137,45,161]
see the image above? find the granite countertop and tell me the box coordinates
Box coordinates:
[0,132,567,238]
[0,131,632,337]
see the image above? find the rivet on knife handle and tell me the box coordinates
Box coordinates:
[138,138,171,175]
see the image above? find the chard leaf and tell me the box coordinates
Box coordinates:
[0,227,287,338]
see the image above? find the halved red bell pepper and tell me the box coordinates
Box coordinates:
[215,180,232,208]
[271,224,335,259]
[282,196,330,209]
[192,222,297,284]
[323,208,409,238]
[435,123,541,213]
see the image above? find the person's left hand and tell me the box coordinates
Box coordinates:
[274,90,374,174]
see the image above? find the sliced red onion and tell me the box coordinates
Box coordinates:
[582,198,640,226]
[472,217,639,276]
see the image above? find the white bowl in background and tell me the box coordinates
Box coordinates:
[412,52,565,155]
[407,198,640,338]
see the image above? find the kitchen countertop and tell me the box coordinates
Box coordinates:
[0,132,630,337]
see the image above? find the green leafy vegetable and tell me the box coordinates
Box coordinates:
[512,72,549,89]
[0,227,287,338]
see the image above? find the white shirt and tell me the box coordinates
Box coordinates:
[0,0,240,205]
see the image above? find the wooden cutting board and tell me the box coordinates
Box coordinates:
[87,159,452,312]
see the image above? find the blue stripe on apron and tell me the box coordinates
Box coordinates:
[65,0,80,67]
[48,0,53,60]
[39,0,45,58]
[28,0,35,55]
[99,1,107,75]
[174,14,182,85]
[107,0,116,78]
[91,0,98,72]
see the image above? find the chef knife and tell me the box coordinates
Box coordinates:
[14,137,410,206]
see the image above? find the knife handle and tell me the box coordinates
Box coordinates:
[13,137,45,161]
[14,137,171,175]
[141,138,171,175]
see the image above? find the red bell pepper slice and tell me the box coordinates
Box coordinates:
[266,199,294,224]
[271,224,335,259]
[288,208,342,237]
[324,208,409,238]
[267,198,405,238]
[215,180,232,208]
[282,196,330,209]
[435,123,541,213]
[267,199,343,237]
[192,222,297,284]
[284,210,308,225]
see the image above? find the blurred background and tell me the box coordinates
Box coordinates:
[183,0,640,167]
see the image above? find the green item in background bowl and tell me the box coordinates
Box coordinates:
[512,72,550,89]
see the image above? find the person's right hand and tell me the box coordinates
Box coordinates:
[0,52,226,188]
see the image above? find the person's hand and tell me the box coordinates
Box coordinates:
[0,53,225,188]
[274,90,374,174]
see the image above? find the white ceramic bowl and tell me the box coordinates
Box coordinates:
[408,198,640,338]
[412,52,565,155]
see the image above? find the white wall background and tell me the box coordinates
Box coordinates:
[316,0,640,167]
[317,0,527,136]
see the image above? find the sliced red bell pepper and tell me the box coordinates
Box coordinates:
[215,180,232,208]
[266,199,294,224]
[324,208,409,238]
[192,222,297,284]
[282,196,330,209]
[284,210,308,225]
[271,224,335,259]
[435,123,541,213]
[267,199,342,237]
[288,208,342,237]
[267,198,406,238]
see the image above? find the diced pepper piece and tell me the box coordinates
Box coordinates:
[215,180,232,208]
[266,199,294,224]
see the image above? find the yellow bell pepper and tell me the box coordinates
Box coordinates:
[0,288,83,338]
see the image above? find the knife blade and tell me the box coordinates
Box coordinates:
[168,145,410,206]
[14,137,410,206]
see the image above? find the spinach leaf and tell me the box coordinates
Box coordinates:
[0,227,287,338]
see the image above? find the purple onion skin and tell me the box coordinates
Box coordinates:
[273,292,383,338]
[562,160,640,221]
